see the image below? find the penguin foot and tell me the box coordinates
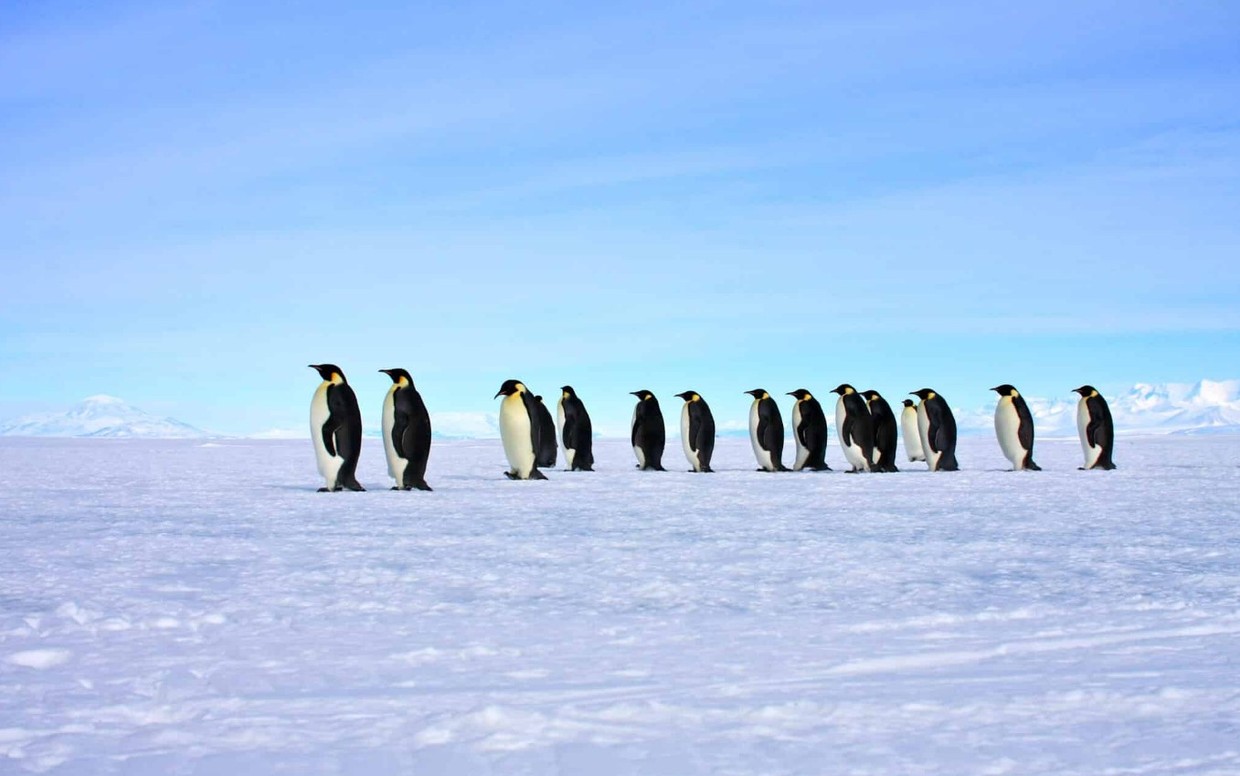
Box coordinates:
[504,471,519,480]
[317,487,331,493]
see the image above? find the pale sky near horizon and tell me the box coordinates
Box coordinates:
[3,1,1239,435]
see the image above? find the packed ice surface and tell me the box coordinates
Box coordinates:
[1,435,1239,775]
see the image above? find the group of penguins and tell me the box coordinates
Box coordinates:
[309,364,1119,492]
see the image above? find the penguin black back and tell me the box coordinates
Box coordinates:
[380,368,433,491]
[862,390,899,473]
[630,390,666,471]
[559,386,594,471]
[912,388,959,472]
[533,395,557,468]
[308,364,365,492]
[787,389,831,471]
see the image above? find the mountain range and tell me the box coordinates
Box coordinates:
[2,381,1238,439]
[0,395,209,439]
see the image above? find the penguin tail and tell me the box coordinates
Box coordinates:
[1101,461,1117,471]
[529,469,549,480]
[342,477,366,491]
[1025,459,1042,472]
[411,479,433,491]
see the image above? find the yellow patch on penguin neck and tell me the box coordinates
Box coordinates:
[802,393,812,401]
[329,373,344,385]
[926,391,936,400]
[562,391,570,400]
[691,394,701,402]
[1090,389,1099,398]
[398,376,410,388]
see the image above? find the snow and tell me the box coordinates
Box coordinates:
[0,396,207,439]
[2,435,1239,774]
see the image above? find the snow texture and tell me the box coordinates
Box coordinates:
[1,435,1239,775]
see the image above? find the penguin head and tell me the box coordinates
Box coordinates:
[910,388,936,401]
[861,389,882,404]
[831,384,856,396]
[787,389,813,402]
[561,385,577,400]
[309,364,346,384]
[675,391,701,403]
[379,368,413,387]
[1073,385,1099,398]
[494,379,526,399]
[534,395,545,404]
[902,399,915,408]
[991,384,1019,397]
[630,390,656,401]
[744,389,770,400]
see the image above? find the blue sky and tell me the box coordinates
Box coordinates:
[2,0,1238,435]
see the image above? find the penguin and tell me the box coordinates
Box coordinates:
[861,390,899,473]
[675,391,716,472]
[379,368,433,491]
[1073,385,1117,470]
[787,389,831,471]
[557,386,594,471]
[911,388,959,472]
[308,364,365,492]
[533,395,557,469]
[744,388,789,472]
[831,384,875,473]
[901,399,925,462]
[630,390,666,471]
[494,379,548,480]
[991,384,1041,471]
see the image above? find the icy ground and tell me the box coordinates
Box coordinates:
[2,436,1239,775]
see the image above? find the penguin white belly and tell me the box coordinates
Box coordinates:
[310,382,344,489]
[381,387,407,485]
[1078,399,1102,468]
[902,407,925,461]
[836,397,867,470]
[791,403,810,471]
[680,404,699,471]
[917,402,938,471]
[749,402,774,471]
[631,406,645,468]
[500,394,536,478]
[558,401,574,468]
[994,398,1025,469]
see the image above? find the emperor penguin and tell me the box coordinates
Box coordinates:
[1073,385,1117,470]
[494,380,548,480]
[901,400,925,462]
[557,386,594,471]
[861,390,899,473]
[787,389,831,471]
[533,395,558,469]
[745,388,789,471]
[911,388,959,472]
[379,368,433,491]
[991,384,1041,471]
[630,390,666,471]
[676,391,716,472]
[831,384,875,473]
[308,364,365,492]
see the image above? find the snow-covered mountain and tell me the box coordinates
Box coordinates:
[958,380,1240,437]
[0,396,209,439]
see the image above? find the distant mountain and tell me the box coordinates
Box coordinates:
[0,395,209,439]
[957,380,1240,437]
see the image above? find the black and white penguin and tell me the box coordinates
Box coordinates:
[861,390,899,473]
[630,390,666,471]
[557,386,594,471]
[787,389,831,471]
[494,379,548,480]
[308,364,365,492]
[831,384,875,473]
[991,384,1040,471]
[1073,385,1117,470]
[911,388,959,472]
[379,368,433,491]
[533,395,557,469]
[900,399,925,462]
[675,391,716,473]
[744,388,789,471]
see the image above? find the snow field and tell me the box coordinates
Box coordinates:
[1,435,1239,774]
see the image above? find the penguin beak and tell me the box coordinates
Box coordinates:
[630,391,641,397]
[494,390,504,399]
